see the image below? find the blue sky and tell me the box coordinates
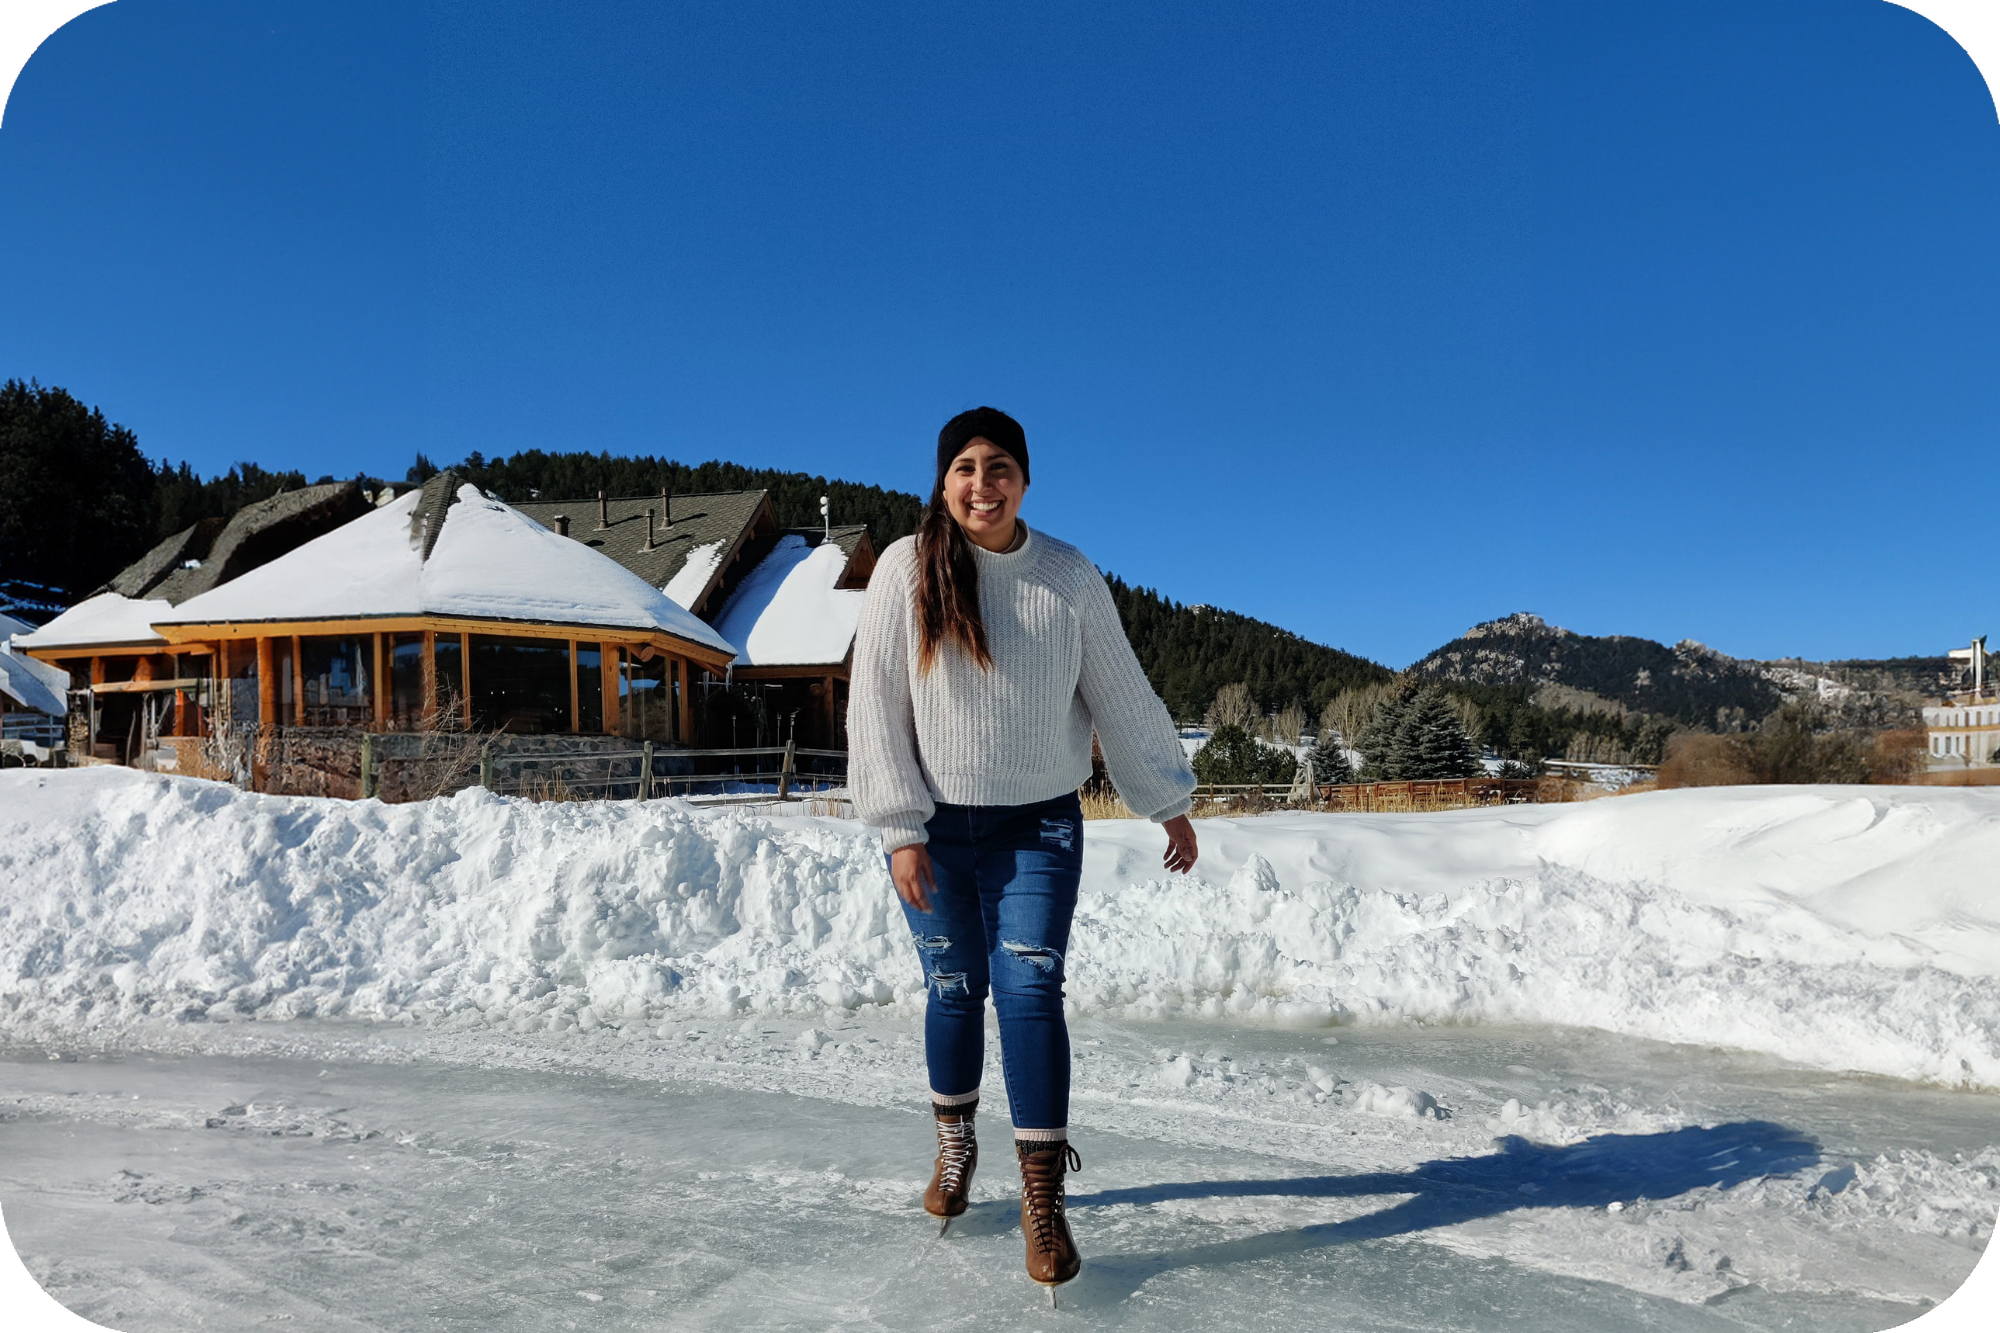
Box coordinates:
[2,1,1994,668]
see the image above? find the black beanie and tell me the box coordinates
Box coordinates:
[936,406,1028,487]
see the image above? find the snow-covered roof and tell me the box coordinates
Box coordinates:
[154,481,736,657]
[14,593,173,652]
[663,540,726,609]
[0,612,33,641]
[711,535,864,667]
[0,642,68,715]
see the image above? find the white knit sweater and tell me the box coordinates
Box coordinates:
[849,523,1195,852]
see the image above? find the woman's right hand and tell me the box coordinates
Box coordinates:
[890,844,936,912]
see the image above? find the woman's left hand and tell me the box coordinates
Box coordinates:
[1161,815,1198,874]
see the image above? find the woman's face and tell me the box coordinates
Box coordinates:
[943,438,1026,552]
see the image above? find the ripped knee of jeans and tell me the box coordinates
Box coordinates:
[1001,939,1064,977]
[928,970,969,998]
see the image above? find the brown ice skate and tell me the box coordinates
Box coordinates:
[924,1100,978,1231]
[1017,1140,1083,1289]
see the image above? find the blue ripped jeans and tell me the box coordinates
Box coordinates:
[897,792,1083,1132]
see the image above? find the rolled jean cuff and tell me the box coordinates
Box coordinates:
[931,1087,980,1108]
[1014,1126,1068,1143]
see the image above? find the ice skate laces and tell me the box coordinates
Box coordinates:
[1020,1143,1082,1248]
[936,1118,975,1194]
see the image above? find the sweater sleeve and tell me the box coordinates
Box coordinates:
[1070,560,1196,823]
[846,542,935,852]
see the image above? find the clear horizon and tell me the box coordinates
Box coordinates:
[2,1,1995,669]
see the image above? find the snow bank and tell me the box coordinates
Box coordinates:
[2,771,1997,1087]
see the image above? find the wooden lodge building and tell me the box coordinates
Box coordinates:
[16,473,879,788]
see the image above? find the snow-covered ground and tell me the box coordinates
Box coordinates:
[2,769,1996,1329]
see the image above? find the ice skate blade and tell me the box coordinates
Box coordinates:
[938,1218,951,1237]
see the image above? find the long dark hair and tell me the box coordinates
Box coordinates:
[915,406,1029,674]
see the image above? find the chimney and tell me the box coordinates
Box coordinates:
[597,490,609,530]
[553,514,569,537]
[646,507,657,549]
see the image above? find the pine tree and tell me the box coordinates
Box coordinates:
[1355,689,1411,780]
[1398,685,1483,779]
[1308,731,1356,785]
[1193,725,1298,785]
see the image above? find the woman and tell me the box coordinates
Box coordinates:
[849,406,1199,1288]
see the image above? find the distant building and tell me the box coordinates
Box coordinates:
[512,489,875,751]
[1923,636,1998,770]
[1,611,68,763]
[14,475,879,777]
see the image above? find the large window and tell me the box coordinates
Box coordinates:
[620,650,677,742]
[470,635,570,733]
[576,643,603,734]
[299,636,371,726]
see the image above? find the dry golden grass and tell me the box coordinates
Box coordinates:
[1078,788,1136,820]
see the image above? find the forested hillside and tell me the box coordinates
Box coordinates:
[0,379,311,601]
[1412,612,1782,729]
[1106,576,1392,721]
[424,450,926,549]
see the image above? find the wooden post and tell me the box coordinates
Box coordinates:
[257,637,276,727]
[133,656,155,686]
[460,632,472,729]
[360,732,376,799]
[568,640,580,734]
[372,633,387,729]
[777,738,795,800]
[639,740,653,800]
[677,659,693,744]
[90,656,105,686]
[601,645,620,735]
[479,745,494,791]
[823,674,838,748]
[420,630,437,726]
[174,649,191,737]
[291,634,305,725]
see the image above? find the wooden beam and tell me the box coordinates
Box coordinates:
[460,631,472,729]
[132,656,155,685]
[90,657,105,686]
[823,674,837,748]
[257,637,276,728]
[421,630,437,726]
[372,632,387,729]
[677,658,693,744]
[291,634,304,725]
[174,649,192,737]
[601,644,621,736]
[151,614,736,673]
[568,640,580,734]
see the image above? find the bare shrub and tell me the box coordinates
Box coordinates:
[1262,702,1306,746]
[1321,681,1398,752]
[1869,729,1928,785]
[1655,733,1756,788]
[1205,683,1258,733]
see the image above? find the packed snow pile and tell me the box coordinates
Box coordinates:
[3,769,1997,1087]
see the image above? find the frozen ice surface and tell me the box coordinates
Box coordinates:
[1,1021,1990,1331]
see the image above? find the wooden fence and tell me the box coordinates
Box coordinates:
[1193,777,1565,812]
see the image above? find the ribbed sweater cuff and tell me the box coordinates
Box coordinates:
[876,814,931,854]
[1144,795,1193,824]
